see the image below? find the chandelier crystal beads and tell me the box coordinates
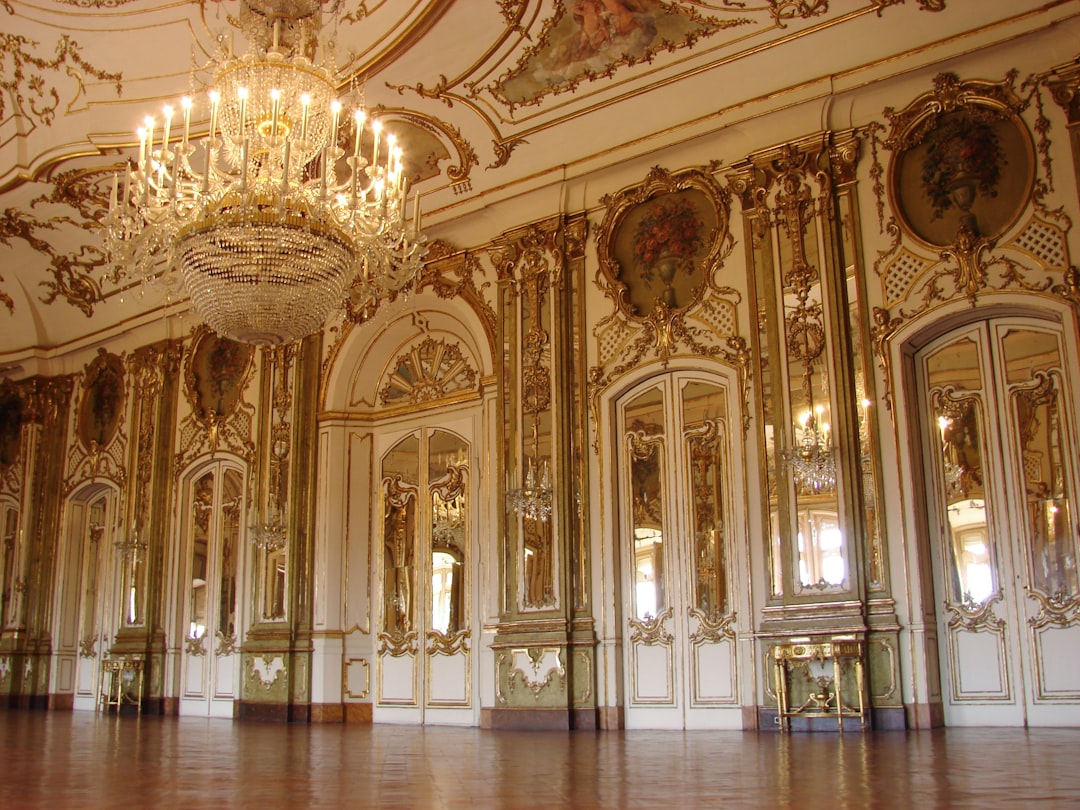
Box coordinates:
[786,409,837,494]
[106,0,425,346]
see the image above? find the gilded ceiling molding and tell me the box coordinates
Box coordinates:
[0,31,122,129]
[0,165,119,316]
[50,0,138,7]
[486,2,748,113]
[388,2,751,170]
[865,70,1072,402]
[588,165,746,433]
[871,0,946,13]
[175,326,257,473]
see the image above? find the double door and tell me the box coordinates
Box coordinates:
[178,463,244,717]
[918,317,1080,726]
[375,425,474,724]
[616,372,743,729]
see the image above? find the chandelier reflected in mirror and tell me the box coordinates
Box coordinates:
[787,407,836,494]
[250,502,288,552]
[114,522,147,564]
[105,0,426,346]
[508,422,553,523]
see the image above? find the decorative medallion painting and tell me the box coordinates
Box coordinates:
[888,75,1035,249]
[598,167,726,319]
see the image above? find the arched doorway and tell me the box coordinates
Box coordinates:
[176,459,247,717]
[374,422,477,725]
[911,313,1080,726]
[613,368,746,729]
[57,484,120,711]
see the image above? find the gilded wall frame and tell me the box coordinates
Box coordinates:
[184,329,255,423]
[596,165,732,320]
[77,349,125,452]
[885,72,1035,250]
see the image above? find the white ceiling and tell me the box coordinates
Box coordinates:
[1,0,1076,366]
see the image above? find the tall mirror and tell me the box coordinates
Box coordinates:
[926,336,996,605]
[382,435,420,637]
[682,381,730,620]
[625,386,666,622]
[428,430,468,636]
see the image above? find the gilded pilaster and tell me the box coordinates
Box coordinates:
[111,340,182,714]
[729,131,900,728]
[486,213,597,730]
[240,335,319,721]
[0,375,74,707]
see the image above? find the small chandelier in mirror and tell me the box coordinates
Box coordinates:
[787,407,836,494]
[508,422,553,523]
[250,501,287,552]
[114,521,147,564]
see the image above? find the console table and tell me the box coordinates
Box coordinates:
[771,635,867,731]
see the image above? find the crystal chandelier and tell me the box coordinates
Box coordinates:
[105,0,426,346]
[787,408,837,494]
[508,423,553,523]
[114,523,147,564]
[249,503,288,552]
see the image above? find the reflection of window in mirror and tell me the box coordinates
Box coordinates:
[431,550,460,634]
[263,550,287,621]
[189,580,207,639]
[947,499,994,603]
[796,508,845,588]
[634,527,664,620]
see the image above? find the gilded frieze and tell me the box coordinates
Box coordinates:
[1028,589,1080,630]
[426,628,470,657]
[504,647,565,701]
[944,592,1005,633]
[128,341,180,528]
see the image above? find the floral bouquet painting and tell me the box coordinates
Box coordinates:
[631,195,704,308]
[921,112,1006,227]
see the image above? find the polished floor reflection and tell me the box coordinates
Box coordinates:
[0,711,1077,808]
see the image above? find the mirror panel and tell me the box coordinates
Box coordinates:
[926,336,997,605]
[188,471,214,638]
[624,386,666,621]
[428,430,468,635]
[681,380,729,619]
[1002,329,1079,597]
[382,435,420,636]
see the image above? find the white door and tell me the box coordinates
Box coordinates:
[617,372,742,729]
[918,317,1080,726]
[375,426,475,725]
[178,464,244,717]
[68,489,119,710]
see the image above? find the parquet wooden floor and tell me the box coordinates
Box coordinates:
[0,710,1077,808]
